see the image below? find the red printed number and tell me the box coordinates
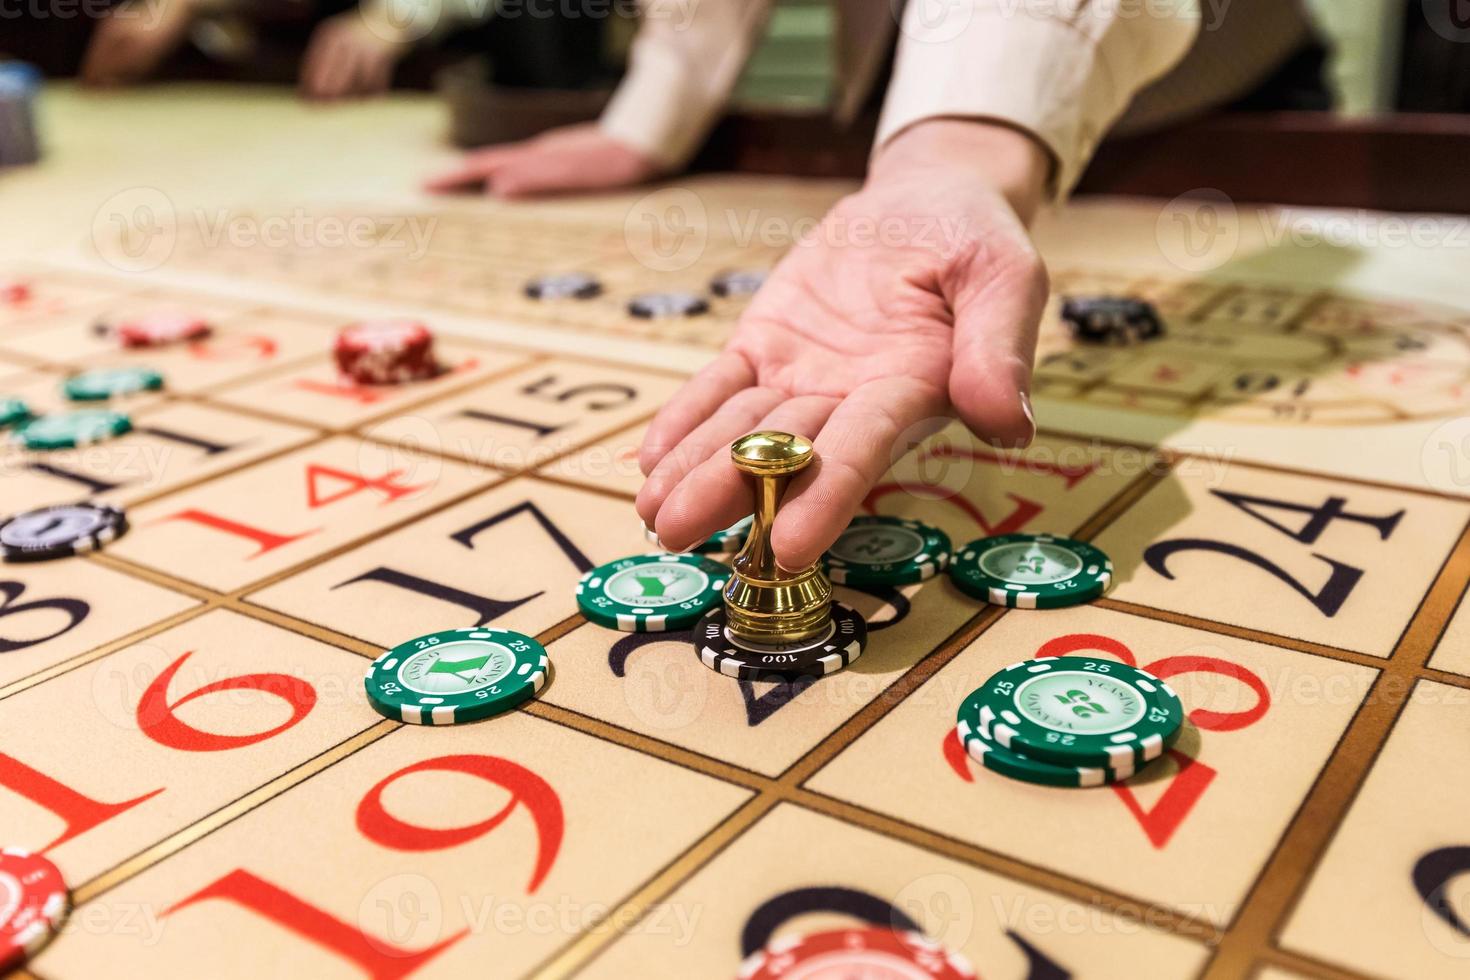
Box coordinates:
[136,651,318,752]
[946,633,1269,848]
[163,754,563,977]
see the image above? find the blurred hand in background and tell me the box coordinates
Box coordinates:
[299,11,415,100]
[423,123,662,198]
[81,0,198,86]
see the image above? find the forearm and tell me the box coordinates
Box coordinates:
[871,119,1050,227]
[599,0,775,170]
[876,0,1200,200]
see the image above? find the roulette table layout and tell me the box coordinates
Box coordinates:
[2,88,1470,980]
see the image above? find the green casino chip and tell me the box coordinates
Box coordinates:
[948,532,1112,608]
[968,656,1184,770]
[61,366,164,401]
[13,410,132,450]
[643,515,753,555]
[364,627,549,725]
[0,398,32,429]
[955,697,1133,788]
[823,515,951,588]
[577,553,728,632]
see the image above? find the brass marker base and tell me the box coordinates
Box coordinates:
[723,431,833,646]
[723,567,833,644]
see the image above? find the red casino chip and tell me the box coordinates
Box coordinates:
[0,849,70,972]
[0,280,31,305]
[114,311,213,348]
[333,319,440,385]
[738,928,978,980]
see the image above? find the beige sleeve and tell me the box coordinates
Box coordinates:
[876,0,1201,198]
[598,0,777,170]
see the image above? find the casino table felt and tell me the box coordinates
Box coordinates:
[3,98,1470,980]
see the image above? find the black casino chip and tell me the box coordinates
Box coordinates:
[709,268,767,298]
[693,603,867,681]
[524,272,602,301]
[1060,295,1164,345]
[627,292,710,319]
[0,503,128,561]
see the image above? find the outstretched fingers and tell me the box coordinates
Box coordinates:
[637,386,783,532]
[947,244,1048,449]
[770,377,948,570]
[422,146,523,193]
[638,351,757,477]
[649,394,839,553]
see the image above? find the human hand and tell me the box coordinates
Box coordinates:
[423,123,662,198]
[300,12,411,101]
[80,0,196,87]
[636,119,1052,570]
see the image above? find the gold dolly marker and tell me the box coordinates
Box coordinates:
[724,431,833,644]
[691,431,869,681]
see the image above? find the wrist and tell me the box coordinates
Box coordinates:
[871,118,1051,225]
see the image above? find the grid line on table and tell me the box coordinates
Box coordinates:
[5,267,1469,980]
[1253,945,1381,979]
[1203,514,1470,979]
[11,417,1464,975]
[32,494,1464,980]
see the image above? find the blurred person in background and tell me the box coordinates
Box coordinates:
[1,0,1334,563]
[5,0,605,99]
[420,0,1335,562]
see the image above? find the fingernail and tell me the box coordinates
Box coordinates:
[658,536,695,556]
[1018,391,1036,448]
